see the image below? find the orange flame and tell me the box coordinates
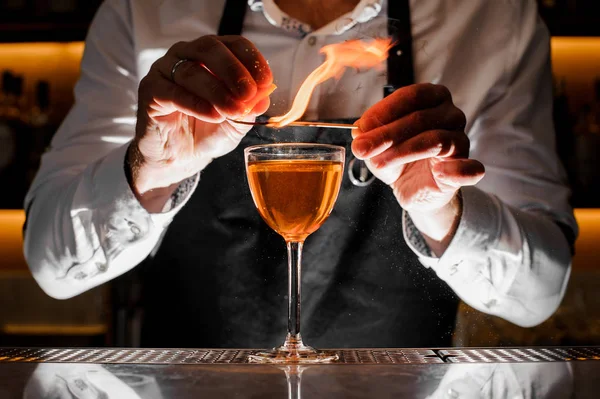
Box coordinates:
[268,38,393,127]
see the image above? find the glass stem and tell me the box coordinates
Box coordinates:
[285,241,304,348]
[285,366,303,399]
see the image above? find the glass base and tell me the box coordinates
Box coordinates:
[248,334,339,364]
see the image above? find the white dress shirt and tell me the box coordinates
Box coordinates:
[24,0,577,328]
[427,362,573,399]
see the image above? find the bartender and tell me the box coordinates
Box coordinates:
[24,0,576,348]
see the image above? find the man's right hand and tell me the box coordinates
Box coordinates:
[129,35,274,212]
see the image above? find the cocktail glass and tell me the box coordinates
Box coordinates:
[244,143,345,363]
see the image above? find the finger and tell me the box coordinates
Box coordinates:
[224,96,271,137]
[143,74,223,122]
[241,83,276,115]
[158,56,247,117]
[432,159,485,188]
[356,83,452,132]
[177,37,258,100]
[227,94,272,129]
[351,127,394,160]
[219,36,273,88]
[352,102,467,159]
[364,130,470,169]
[250,96,271,116]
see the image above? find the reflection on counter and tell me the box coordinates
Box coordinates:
[11,360,580,399]
[24,363,163,399]
[427,363,573,399]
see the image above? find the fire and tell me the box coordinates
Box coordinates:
[268,38,393,128]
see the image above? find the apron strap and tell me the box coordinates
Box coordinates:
[385,0,415,97]
[216,0,416,96]
[218,0,248,36]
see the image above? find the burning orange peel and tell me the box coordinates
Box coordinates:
[241,83,277,115]
[267,38,393,128]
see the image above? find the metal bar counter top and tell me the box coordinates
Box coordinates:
[1,347,599,398]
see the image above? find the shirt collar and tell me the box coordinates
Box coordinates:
[248,0,383,37]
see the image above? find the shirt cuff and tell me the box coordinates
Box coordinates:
[92,143,198,230]
[402,186,501,279]
[161,174,198,212]
[151,173,199,228]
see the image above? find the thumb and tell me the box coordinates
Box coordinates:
[432,158,485,189]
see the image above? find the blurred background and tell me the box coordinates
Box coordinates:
[0,0,599,348]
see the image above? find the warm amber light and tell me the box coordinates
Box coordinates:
[0,42,84,74]
[551,37,600,80]
[572,209,600,271]
[0,42,84,110]
[1,323,106,336]
[551,37,600,110]
[0,210,26,272]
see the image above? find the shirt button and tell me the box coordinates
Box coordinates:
[127,219,141,236]
[308,36,317,46]
[130,224,141,236]
[96,262,108,272]
[74,271,87,280]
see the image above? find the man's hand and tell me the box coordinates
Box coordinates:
[130,35,274,212]
[351,83,485,255]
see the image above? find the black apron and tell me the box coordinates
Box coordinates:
[139,0,459,349]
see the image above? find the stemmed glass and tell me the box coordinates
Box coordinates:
[244,143,345,363]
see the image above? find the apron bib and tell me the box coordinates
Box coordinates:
[140,123,459,348]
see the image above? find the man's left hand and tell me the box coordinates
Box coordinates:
[352,83,485,254]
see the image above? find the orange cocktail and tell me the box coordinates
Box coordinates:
[244,144,345,363]
[247,159,343,242]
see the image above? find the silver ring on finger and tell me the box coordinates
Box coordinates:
[348,157,376,187]
[170,58,189,82]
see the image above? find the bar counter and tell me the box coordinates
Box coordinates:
[1,347,599,398]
